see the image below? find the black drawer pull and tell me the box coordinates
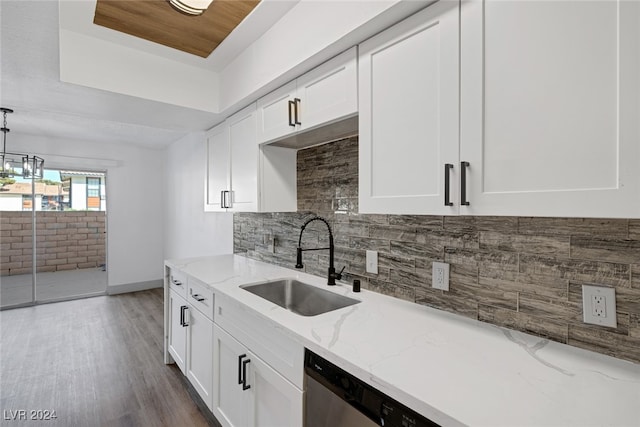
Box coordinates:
[242,358,251,390]
[191,294,205,302]
[460,161,470,206]
[294,98,301,125]
[444,163,453,206]
[288,100,296,127]
[180,306,189,327]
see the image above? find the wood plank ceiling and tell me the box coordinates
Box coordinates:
[94,0,261,58]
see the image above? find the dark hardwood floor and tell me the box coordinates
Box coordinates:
[0,289,218,427]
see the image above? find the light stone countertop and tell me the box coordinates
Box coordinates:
[165,254,640,427]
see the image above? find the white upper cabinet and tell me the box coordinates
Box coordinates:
[459,0,640,218]
[205,104,297,213]
[227,106,259,212]
[358,1,460,215]
[256,47,358,145]
[359,0,640,218]
[205,122,230,212]
[255,81,298,145]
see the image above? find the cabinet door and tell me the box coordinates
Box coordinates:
[205,122,230,212]
[296,47,358,132]
[247,349,303,427]
[228,105,258,212]
[213,325,250,427]
[186,306,214,411]
[460,0,640,218]
[256,81,297,144]
[168,290,188,373]
[358,1,460,215]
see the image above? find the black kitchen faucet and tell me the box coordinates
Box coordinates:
[295,216,345,286]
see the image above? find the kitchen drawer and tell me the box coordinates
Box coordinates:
[168,268,187,299]
[215,293,304,389]
[188,276,214,321]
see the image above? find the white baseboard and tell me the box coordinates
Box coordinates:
[107,279,163,295]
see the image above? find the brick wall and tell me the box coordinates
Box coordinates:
[234,136,640,364]
[0,211,106,276]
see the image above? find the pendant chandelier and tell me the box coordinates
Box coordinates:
[168,0,213,15]
[0,108,45,179]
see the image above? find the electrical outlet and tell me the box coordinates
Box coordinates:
[592,295,606,317]
[432,262,450,291]
[582,285,617,328]
[366,250,378,274]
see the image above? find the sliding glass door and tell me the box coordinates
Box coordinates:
[0,169,107,309]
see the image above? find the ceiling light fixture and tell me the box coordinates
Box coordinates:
[168,0,213,16]
[0,108,45,180]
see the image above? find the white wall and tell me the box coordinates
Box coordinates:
[10,132,165,290]
[60,29,219,113]
[0,195,23,211]
[164,132,233,260]
[70,176,86,210]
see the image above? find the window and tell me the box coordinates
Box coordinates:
[86,177,101,210]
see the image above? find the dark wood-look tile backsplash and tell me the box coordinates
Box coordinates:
[234,136,640,364]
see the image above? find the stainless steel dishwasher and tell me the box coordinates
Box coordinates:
[304,349,441,427]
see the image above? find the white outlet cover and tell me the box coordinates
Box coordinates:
[582,284,617,328]
[432,261,450,291]
[366,250,378,274]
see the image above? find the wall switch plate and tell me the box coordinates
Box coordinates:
[432,262,450,291]
[366,250,378,274]
[582,284,617,328]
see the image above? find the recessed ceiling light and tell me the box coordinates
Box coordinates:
[168,0,213,16]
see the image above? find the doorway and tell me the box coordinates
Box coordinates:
[0,168,107,308]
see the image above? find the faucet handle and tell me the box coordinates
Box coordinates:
[336,266,346,280]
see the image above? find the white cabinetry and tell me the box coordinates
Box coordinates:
[167,289,188,372]
[256,47,358,145]
[459,0,640,218]
[205,104,297,213]
[185,277,214,410]
[359,0,640,218]
[213,294,304,427]
[205,104,258,212]
[213,325,303,427]
[358,1,460,215]
[165,269,215,410]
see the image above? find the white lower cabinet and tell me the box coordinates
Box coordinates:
[186,303,214,410]
[167,289,188,373]
[213,324,303,427]
[166,281,214,411]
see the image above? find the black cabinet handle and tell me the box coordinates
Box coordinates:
[238,354,251,390]
[171,279,182,287]
[294,98,301,125]
[288,100,295,127]
[444,163,454,206]
[180,306,189,327]
[460,161,470,206]
[242,358,251,390]
[191,294,205,302]
[238,354,245,385]
[220,190,231,209]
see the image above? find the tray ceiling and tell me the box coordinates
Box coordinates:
[93,0,261,58]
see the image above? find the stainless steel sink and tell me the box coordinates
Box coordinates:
[240,278,360,316]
